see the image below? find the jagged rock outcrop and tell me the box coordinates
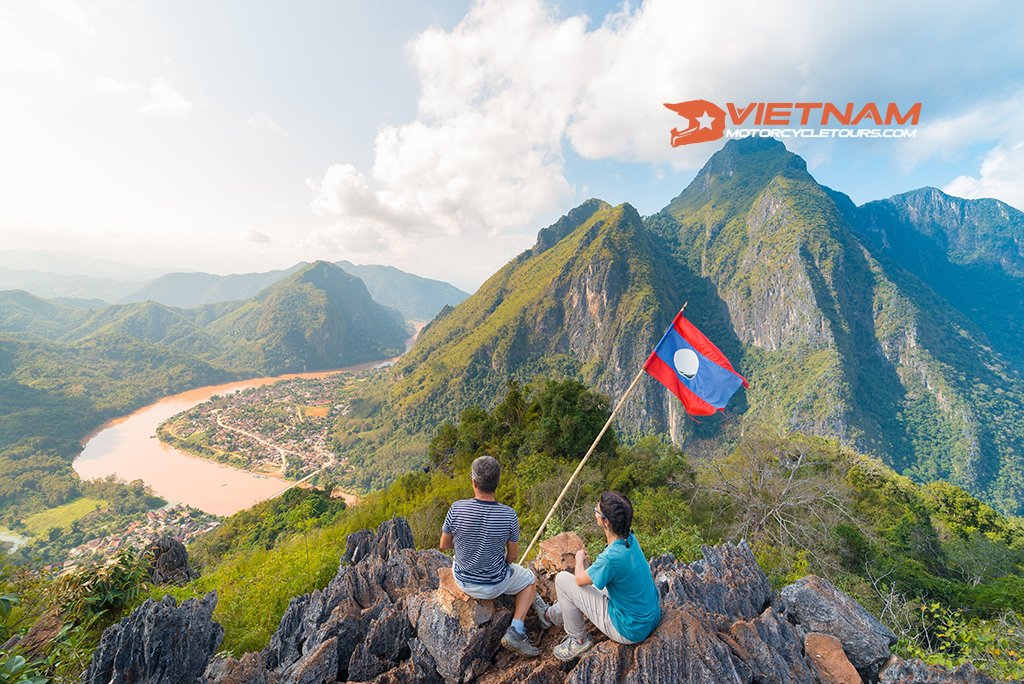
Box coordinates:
[92,518,1015,684]
[147,536,198,585]
[781,574,898,679]
[879,657,1003,684]
[655,541,772,621]
[83,593,223,684]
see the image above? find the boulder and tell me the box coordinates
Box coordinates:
[564,641,632,684]
[720,608,816,683]
[533,533,585,575]
[204,652,271,684]
[781,575,896,678]
[406,589,512,684]
[878,657,1001,684]
[804,632,861,684]
[656,541,773,622]
[281,637,339,684]
[147,536,197,585]
[82,592,223,684]
[437,567,496,629]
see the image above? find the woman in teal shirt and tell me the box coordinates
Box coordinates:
[534,491,662,660]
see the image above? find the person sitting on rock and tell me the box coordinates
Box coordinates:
[439,455,540,657]
[534,491,662,661]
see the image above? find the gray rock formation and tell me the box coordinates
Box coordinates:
[879,657,1003,684]
[83,593,223,684]
[781,574,897,679]
[147,536,198,585]
[87,517,1011,684]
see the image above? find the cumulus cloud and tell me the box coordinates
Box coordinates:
[946,141,1024,210]
[311,0,1024,262]
[140,77,194,116]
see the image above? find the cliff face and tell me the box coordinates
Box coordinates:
[83,518,1003,684]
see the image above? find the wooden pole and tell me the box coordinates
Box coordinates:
[517,366,646,564]
[517,302,687,565]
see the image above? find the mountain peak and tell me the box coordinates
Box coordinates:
[666,138,810,215]
[532,198,612,254]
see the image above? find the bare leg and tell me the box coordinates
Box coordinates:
[513,581,537,622]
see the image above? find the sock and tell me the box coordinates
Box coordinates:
[511,618,525,634]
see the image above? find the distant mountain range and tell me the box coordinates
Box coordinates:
[0,257,469,323]
[352,139,1024,513]
[0,261,409,377]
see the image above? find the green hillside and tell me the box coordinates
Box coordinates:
[0,261,411,521]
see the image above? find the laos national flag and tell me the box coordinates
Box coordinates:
[644,312,749,416]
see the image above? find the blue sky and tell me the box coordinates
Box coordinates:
[1,1,1022,291]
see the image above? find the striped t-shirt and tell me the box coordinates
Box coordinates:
[442,498,520,585]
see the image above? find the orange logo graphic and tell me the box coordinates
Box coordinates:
[664,100,727,146]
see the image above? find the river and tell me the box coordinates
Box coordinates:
[73,358,392,517]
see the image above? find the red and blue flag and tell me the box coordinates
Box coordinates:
[644,311,748,416]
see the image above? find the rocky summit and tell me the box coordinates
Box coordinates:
[84,518,1009,683]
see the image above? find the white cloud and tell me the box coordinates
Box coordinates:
[140,77,194,117]
[246,112,284,133]
[945,141,1024,210]
[312,0,1024,264]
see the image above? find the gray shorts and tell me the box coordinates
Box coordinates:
[455,563,536,600]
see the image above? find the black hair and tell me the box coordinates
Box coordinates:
[471,455,501,493]
[598,491,633,541]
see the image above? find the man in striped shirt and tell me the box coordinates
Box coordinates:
[440,455,540,657]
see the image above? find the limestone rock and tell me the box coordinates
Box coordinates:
[721,607,816,683]
[281,637,339,684]
[781,575,896,678]
[437,567,495,629]
[147,536,197,585]
[878,657,1001,684]
[657,541,773,622]
[617,607,747,684]
[83,592,223,684]
[533,532,585,575]
[407,590,512,683]
[804,632,861,684]
[347,603,414,681]
[204,652,271,684]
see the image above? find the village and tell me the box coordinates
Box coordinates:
[158,374,355,480]
[57,505,220,570]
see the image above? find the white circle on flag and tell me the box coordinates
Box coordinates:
[673,348,699,379]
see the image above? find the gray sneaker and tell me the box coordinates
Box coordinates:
[501,625,540,657]
[533,595,552,629]
[553,635,593,661]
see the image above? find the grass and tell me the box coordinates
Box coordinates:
[22,497,109,536]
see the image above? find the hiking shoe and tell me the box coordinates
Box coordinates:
[501,625,540,657]
[553,635,593,662]
[533,594,552,629]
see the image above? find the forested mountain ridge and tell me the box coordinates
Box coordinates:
[344,138,1024,513]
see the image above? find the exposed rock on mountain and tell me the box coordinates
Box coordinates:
[82,593,223,684]
[86,517,1013,683]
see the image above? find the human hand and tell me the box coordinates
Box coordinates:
[575,549,587,565]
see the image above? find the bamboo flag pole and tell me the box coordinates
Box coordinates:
[517,302,687,565]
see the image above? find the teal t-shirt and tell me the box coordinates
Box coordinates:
[586,533,661,642]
